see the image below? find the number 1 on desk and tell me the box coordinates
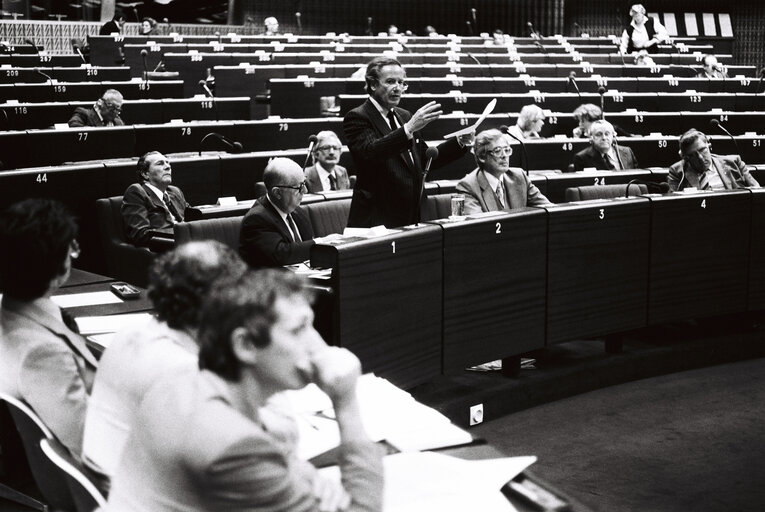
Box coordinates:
[391,241,396,254]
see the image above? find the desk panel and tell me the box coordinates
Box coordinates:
[647,190,751,324]
[748,189,765,311]
[543,170,655,203]
[134,122,236,156]
[437,210,547,373]
[545,199,651,344]
[27,126,135,167]
[311,226,443,388]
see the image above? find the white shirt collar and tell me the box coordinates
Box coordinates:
[144,182,166,202]
[481,170,501,190]
[369,95,393,121]
[266,195,290,221]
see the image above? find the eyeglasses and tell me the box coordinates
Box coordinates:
[487,146,513,157]
[70,239,81,260]
[316,145,342,152]
[276,181,308,193]
[591,131,613,138]
[381,78,409,90]
[685,145,710,159]
[101,100,122,113]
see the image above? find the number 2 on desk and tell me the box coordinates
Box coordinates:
[391,241,396,254]
[496,222,501,234]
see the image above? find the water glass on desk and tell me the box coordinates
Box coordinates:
[450,194,465,219]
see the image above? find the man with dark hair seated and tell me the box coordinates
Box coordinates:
[83,241,247,482]
[121,151,189,250]
[68,89,125,127]
[0,199,98,457]
[105,269,384,511]
[668,129,759,191]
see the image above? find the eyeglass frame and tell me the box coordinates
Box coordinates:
[315,145,342,152]
[275,181,308,193]
[99,98,122,113]
[487,146,513,158]
[380,78,409,91]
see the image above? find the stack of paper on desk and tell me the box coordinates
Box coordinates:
[283,374,473,460]
[74,312,153,336]
[320,451,537,511]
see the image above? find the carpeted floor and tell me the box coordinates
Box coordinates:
[473,358,765,512]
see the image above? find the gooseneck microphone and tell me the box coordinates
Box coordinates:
[709,118,739,155]
[198,79,214,97]
[163,18,173,34]
[527,21,541,40]
[303,134,318,170]
[214,31,222,44]
[366,17,373,36]
[132,6,140,23]
[568,71,581,96]
[295,12,302,34]
[471,8,477,31]
[24,38,40,56]
[416,146,439,225]
[500,124,529,175]
[199,133,243,156]
[466,20,473,36]
[624,179,670,197]
[140,49,148,81]
[598,86,606,119]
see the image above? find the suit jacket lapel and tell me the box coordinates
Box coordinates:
[393,108,417,171]
[262,199,295,241]
[477,171,502,211]
[364,100,416,172]
[306,165,323,192]
[141,183,173,224]
[711,156,733,189]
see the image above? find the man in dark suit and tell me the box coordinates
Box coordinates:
[121,151,189,249]
[457,129,552,214]
[240,158,317,267]
[343,57,474,228]
[305,130,351,193]
[668,129,759,191]
[99,14,125,35]
[572,120,639,172]
[68,89,125,127]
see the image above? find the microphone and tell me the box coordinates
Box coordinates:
[568,71,581,96]
[132,6,140,23]
[500,124,529,175]
[624,179,670,197]
[598,86,606,119]
[35,68,53,85]
[214,31,221,44]
[75,46,86,63]
[24,38,40,56]
[424,146,438,174]
[303,134,318,170]
[366,17,373,36]
[573,22,581,37]
[527,21,541,40]
[140,49,148,81]
[199,133,243,156]
[198,79,214,97]
[466,20,473,36]
[295,12,302,34]
[709,118,739,155]
[471,8,477,30]
[163,17,173,34]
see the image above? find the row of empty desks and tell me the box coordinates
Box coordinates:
[310,189,763,389]
[0,79,183,104]
[0,66,130,84]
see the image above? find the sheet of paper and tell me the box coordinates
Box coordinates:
[87,333,116,350]
[75,312,153,335]
[319,451,536,511]
[52,291,122,308]
[444,98,497,138]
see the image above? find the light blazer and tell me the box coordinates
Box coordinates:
[668,154,760,191]
[343,98,468,228]
[305,163,351,193]
[456,168,553,215]
[0,297,97,455]
[572,145,639,172]
[239,196,315,267]
[68,106,124,128]
[121,182,189,247]
[106,369,384,512]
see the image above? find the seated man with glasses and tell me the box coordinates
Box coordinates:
[0,199,98,458]
[456,128,552,214]
[240,157,318,267]
[572,119,639,172]
[68,88,125,127]
[305,130,351,193]
[668,129,759,191]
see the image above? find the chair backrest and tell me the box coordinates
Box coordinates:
[0,393,75,511]
[565,183,648,202]
[40,438,107,512]
[95,196,127,249]
[303,199,351,237]
[422,193,455,222]
[174,216,244,249]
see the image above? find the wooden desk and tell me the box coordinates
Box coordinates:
[544,198,651,345]
[647,190,751,324]
[63,268,114,288]
[55,281,153,318]
[541,169,657,203]
[311,225,443,389]
[432,210,547,373]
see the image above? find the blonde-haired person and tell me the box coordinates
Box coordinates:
[507,104,545,140]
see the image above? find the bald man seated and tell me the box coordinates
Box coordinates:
[240,158,328,267]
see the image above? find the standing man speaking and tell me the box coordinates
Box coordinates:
[344,57,474,228]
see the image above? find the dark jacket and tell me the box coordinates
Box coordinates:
[573,145,639,172]
[68,107,124,128]
[121,183,188,247]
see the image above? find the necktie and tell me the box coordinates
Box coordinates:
[287,214,302,242]
[698,171,710,190]
[496,181,505,208]
[163,192,182,222]
[603,152,616,170]
[387,110,397,131]
[329,173,337,190]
